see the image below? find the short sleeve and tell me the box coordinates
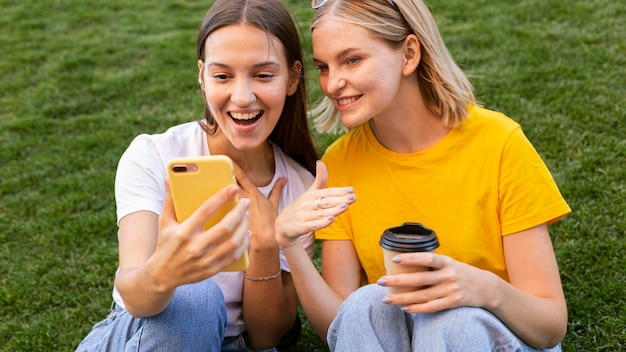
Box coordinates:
[498,127,571,235]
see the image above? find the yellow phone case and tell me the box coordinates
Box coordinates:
[167,155,249,272]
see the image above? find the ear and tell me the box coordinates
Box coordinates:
[287,60,302,96]
[401,34,421,77]
[197,60,204,88]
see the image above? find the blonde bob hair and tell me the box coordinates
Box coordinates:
[311,0,476,134]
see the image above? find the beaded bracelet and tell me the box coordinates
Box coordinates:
[243,269,282,281]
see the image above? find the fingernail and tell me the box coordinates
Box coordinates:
[240,198,251,207]
[246,231,252,239]
[382,296,392,304]
[327,215,334,221]
[392,256,401,263]
[347,194,356,201]
[346,187,354,193]
[340,202,347,209]
[377,277,387,286]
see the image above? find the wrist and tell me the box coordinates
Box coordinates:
[143,257,177,294]
[275,230,299,249]
[482,270,504,311]
[249,228,280,250]
[244,268,282,282]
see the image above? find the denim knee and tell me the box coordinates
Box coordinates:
[328,284,413,351]
[410,307,530,351]
[150,279,228,341]
[342,284,387,310]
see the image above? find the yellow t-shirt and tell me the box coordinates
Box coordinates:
[317,105,571,284]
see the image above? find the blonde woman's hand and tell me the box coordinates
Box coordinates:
[376,252,495,314]
[275,161,356,248]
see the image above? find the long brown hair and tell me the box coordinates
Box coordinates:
[197,0,318,174]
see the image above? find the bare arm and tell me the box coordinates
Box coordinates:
[115,183,250,317]
[240,216,299,348]
[275,161,360,339]
[280,240,362,340]
[380,223,567,348]
[490,224,567,347]
[233,166,298,349]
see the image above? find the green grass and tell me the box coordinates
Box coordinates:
[1,0,624,350]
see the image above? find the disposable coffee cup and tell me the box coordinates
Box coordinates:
[379,222,439,294]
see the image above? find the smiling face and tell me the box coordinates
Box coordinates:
[198,24,299,152]
[312,18,405,129]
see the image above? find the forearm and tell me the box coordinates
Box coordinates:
[282,242,344,340]
[115,264,176,317]
[243,246,296,348]
[485,272,568,348]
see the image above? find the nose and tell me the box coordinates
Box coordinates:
[324,69,346,97]
[231,78,256,106]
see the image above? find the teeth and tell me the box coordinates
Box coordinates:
[230,111,260,120]
[338,97,358,106]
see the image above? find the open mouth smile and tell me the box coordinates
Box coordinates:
[230,111,262,125]
[337,96,360,106]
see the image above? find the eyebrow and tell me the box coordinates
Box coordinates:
[206,61,282,70]
[313,47,360,64]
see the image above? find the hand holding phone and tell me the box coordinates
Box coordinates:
[167,155,249,271]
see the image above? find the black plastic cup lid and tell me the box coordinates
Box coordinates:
[379,222,439,253]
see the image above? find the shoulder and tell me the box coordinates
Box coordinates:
[464,105,521,135]
[121,121,206,163]
[130,121,204,148]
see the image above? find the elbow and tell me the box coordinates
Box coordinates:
[545,305,568,348]
[529,310,568,349]
[125,308,145,319]
[123,304,150,319]
[122,301,161,318]
[248,318,297,350]
[248,330,286,351]
[542,322,568,349]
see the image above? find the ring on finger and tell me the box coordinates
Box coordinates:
[316,196,324,210]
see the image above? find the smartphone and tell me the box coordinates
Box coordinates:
[167,155,249,272]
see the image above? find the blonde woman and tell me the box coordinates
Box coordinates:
[276,0,570,350]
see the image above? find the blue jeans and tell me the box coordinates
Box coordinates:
[327,284,562,352]
[75,279,277,352]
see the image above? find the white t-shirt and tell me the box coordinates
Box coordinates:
[112,121,315,336]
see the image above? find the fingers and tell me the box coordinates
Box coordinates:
[194,197,251,275]
[155,178,252,283]
[215,197,251,235]
[375,253,442,294]
[389,252,441,269]
[312,188,356,213]
[310,160,328,191]
[217,198,250,241]
[211,197,251,263]
[382,283,461,314]
[376,254,472,314]
[268,177,287,207]
[378,270,438,293]
[159,179,177,228]
[185,184,241,231]
[377,271,445,312]
[274,161,356,247]
[232,161,254,191]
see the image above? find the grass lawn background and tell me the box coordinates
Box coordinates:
[0,0,624,350]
